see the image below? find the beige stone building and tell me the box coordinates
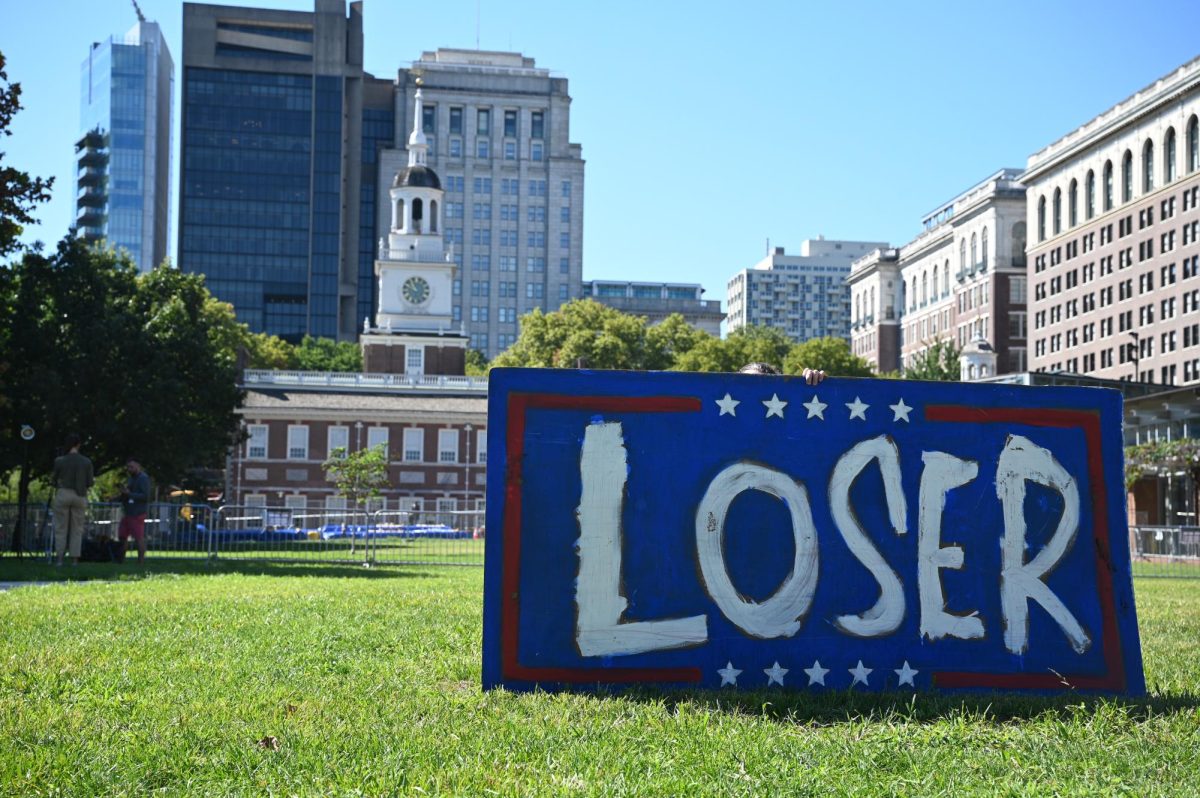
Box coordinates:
[1024,57,1200,384]
[849,169,1028,374]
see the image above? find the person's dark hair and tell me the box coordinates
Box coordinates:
[739,362,780,375]
[63,433,81,450]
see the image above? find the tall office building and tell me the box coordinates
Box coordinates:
[383,49,586,358]
[76,14,173,273]
[1025,57,1200,386]
[179,0,388,341]
[726,239,886,342]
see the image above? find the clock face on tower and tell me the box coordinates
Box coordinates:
[401,275,431,305]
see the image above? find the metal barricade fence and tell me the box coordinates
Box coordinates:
[1129,525,1200,578]
[369,506,485,566]
[211,505,373,565]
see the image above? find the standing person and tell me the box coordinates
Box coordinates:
[51,433,94,567]
[118,459,152,564]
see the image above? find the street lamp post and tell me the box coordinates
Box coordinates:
[1129,331,1141,382]
[463,423,473,524]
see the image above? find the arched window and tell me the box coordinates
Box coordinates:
[412,197,424,233]
[960,239,967,269]
[921,271,928,305]
[981,227,989,270]
[429,199,438,232]
[1068,179,1078,227]
[395,198,405,231]
[943,261,950,297]
[1103,160,1113,210]
[1085,170,1095,219]
[1143,139,1155,193]
[1037,196,1046,242]
[1189,115,1199,173]
[1052,188,1062,235]
[1165,128,1177,183]
[870,286,875,317]
[971,232,978,267]
[1012,222,1026,267]
[1122,150,1133,202]
[855,294,861,323]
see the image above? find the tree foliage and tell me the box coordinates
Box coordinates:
[1125,438,1200,489]
[323,444,389,508]
[492,299,675,370]
[0,51,54,258]
[672,325,794,373]
[903,338,961,381]
[241,332,363,371]
[0,238,244,484]
[782,337,874,378]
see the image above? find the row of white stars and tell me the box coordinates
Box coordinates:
[716,659,919,688]
[715,393,913,423]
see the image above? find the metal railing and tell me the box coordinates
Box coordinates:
[0,501,485,568]
[1129,525,1200,578]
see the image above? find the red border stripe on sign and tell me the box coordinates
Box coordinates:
[501,393,704,684]
[924,405,1126,692]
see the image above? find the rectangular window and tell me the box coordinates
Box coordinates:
[530,141,543,161]
[422,103,436,133]
[531,111,544,139]
[477,138,489,159]
[406,346,424,374]
[504,109,517,137]
[477,108,490,135]
[526,256,545,272]
[472,228,491,246]
[367,426,389,457]
[246,424,268,459]
[527,231,545,248]
[561,180,571,197]
[473,202,491,220]
[403,428,424,462]
[560,232,570,250]
[287,425,309,460]
[504,140,516,160]
[325,496,347,511]
[449,106,463,134]
[525,283,545,299]
[284,494,307,512]
[560,257,570,274]
[473,177,492,194]
[448,137,462,157]
[327,425,349,459]
[438,429,459,463]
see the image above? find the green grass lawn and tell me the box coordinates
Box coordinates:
[1,564,1199,797]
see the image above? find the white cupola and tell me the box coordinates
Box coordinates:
[960,335,998,381]
[386,81,446,262]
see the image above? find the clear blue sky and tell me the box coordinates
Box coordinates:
[5,0,1200,304]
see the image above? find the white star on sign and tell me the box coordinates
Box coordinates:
[715,393,740,417]
[717,661,742,687]
[763,393,787,419]
[764,661,789,686]
[849,660,873,687]
[846,397,869,421]
[895,661,918,688]
[889,398,913,423]
[802,395,828,420]
[803,660,830,687]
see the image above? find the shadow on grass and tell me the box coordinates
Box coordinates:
[0,556,436,583]
[619,686,1200,724]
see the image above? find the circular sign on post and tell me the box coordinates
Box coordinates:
[19,425,35,442]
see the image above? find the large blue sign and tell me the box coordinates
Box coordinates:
[482,368,1144,694]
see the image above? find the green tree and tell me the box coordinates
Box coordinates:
[294,335,363,372]
[0,51,53,258]
[323,444,389,513]
[0,239,245,484]
[645,313,710,370]
[492,299,657,370]
[903,338,961,381]
[464,348,489,376]
[673,325,795,373]
[782,336,874,377]
[243,331,296,370]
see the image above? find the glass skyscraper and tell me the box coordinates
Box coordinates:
[179,0,382,342]
[76,19,173,273]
